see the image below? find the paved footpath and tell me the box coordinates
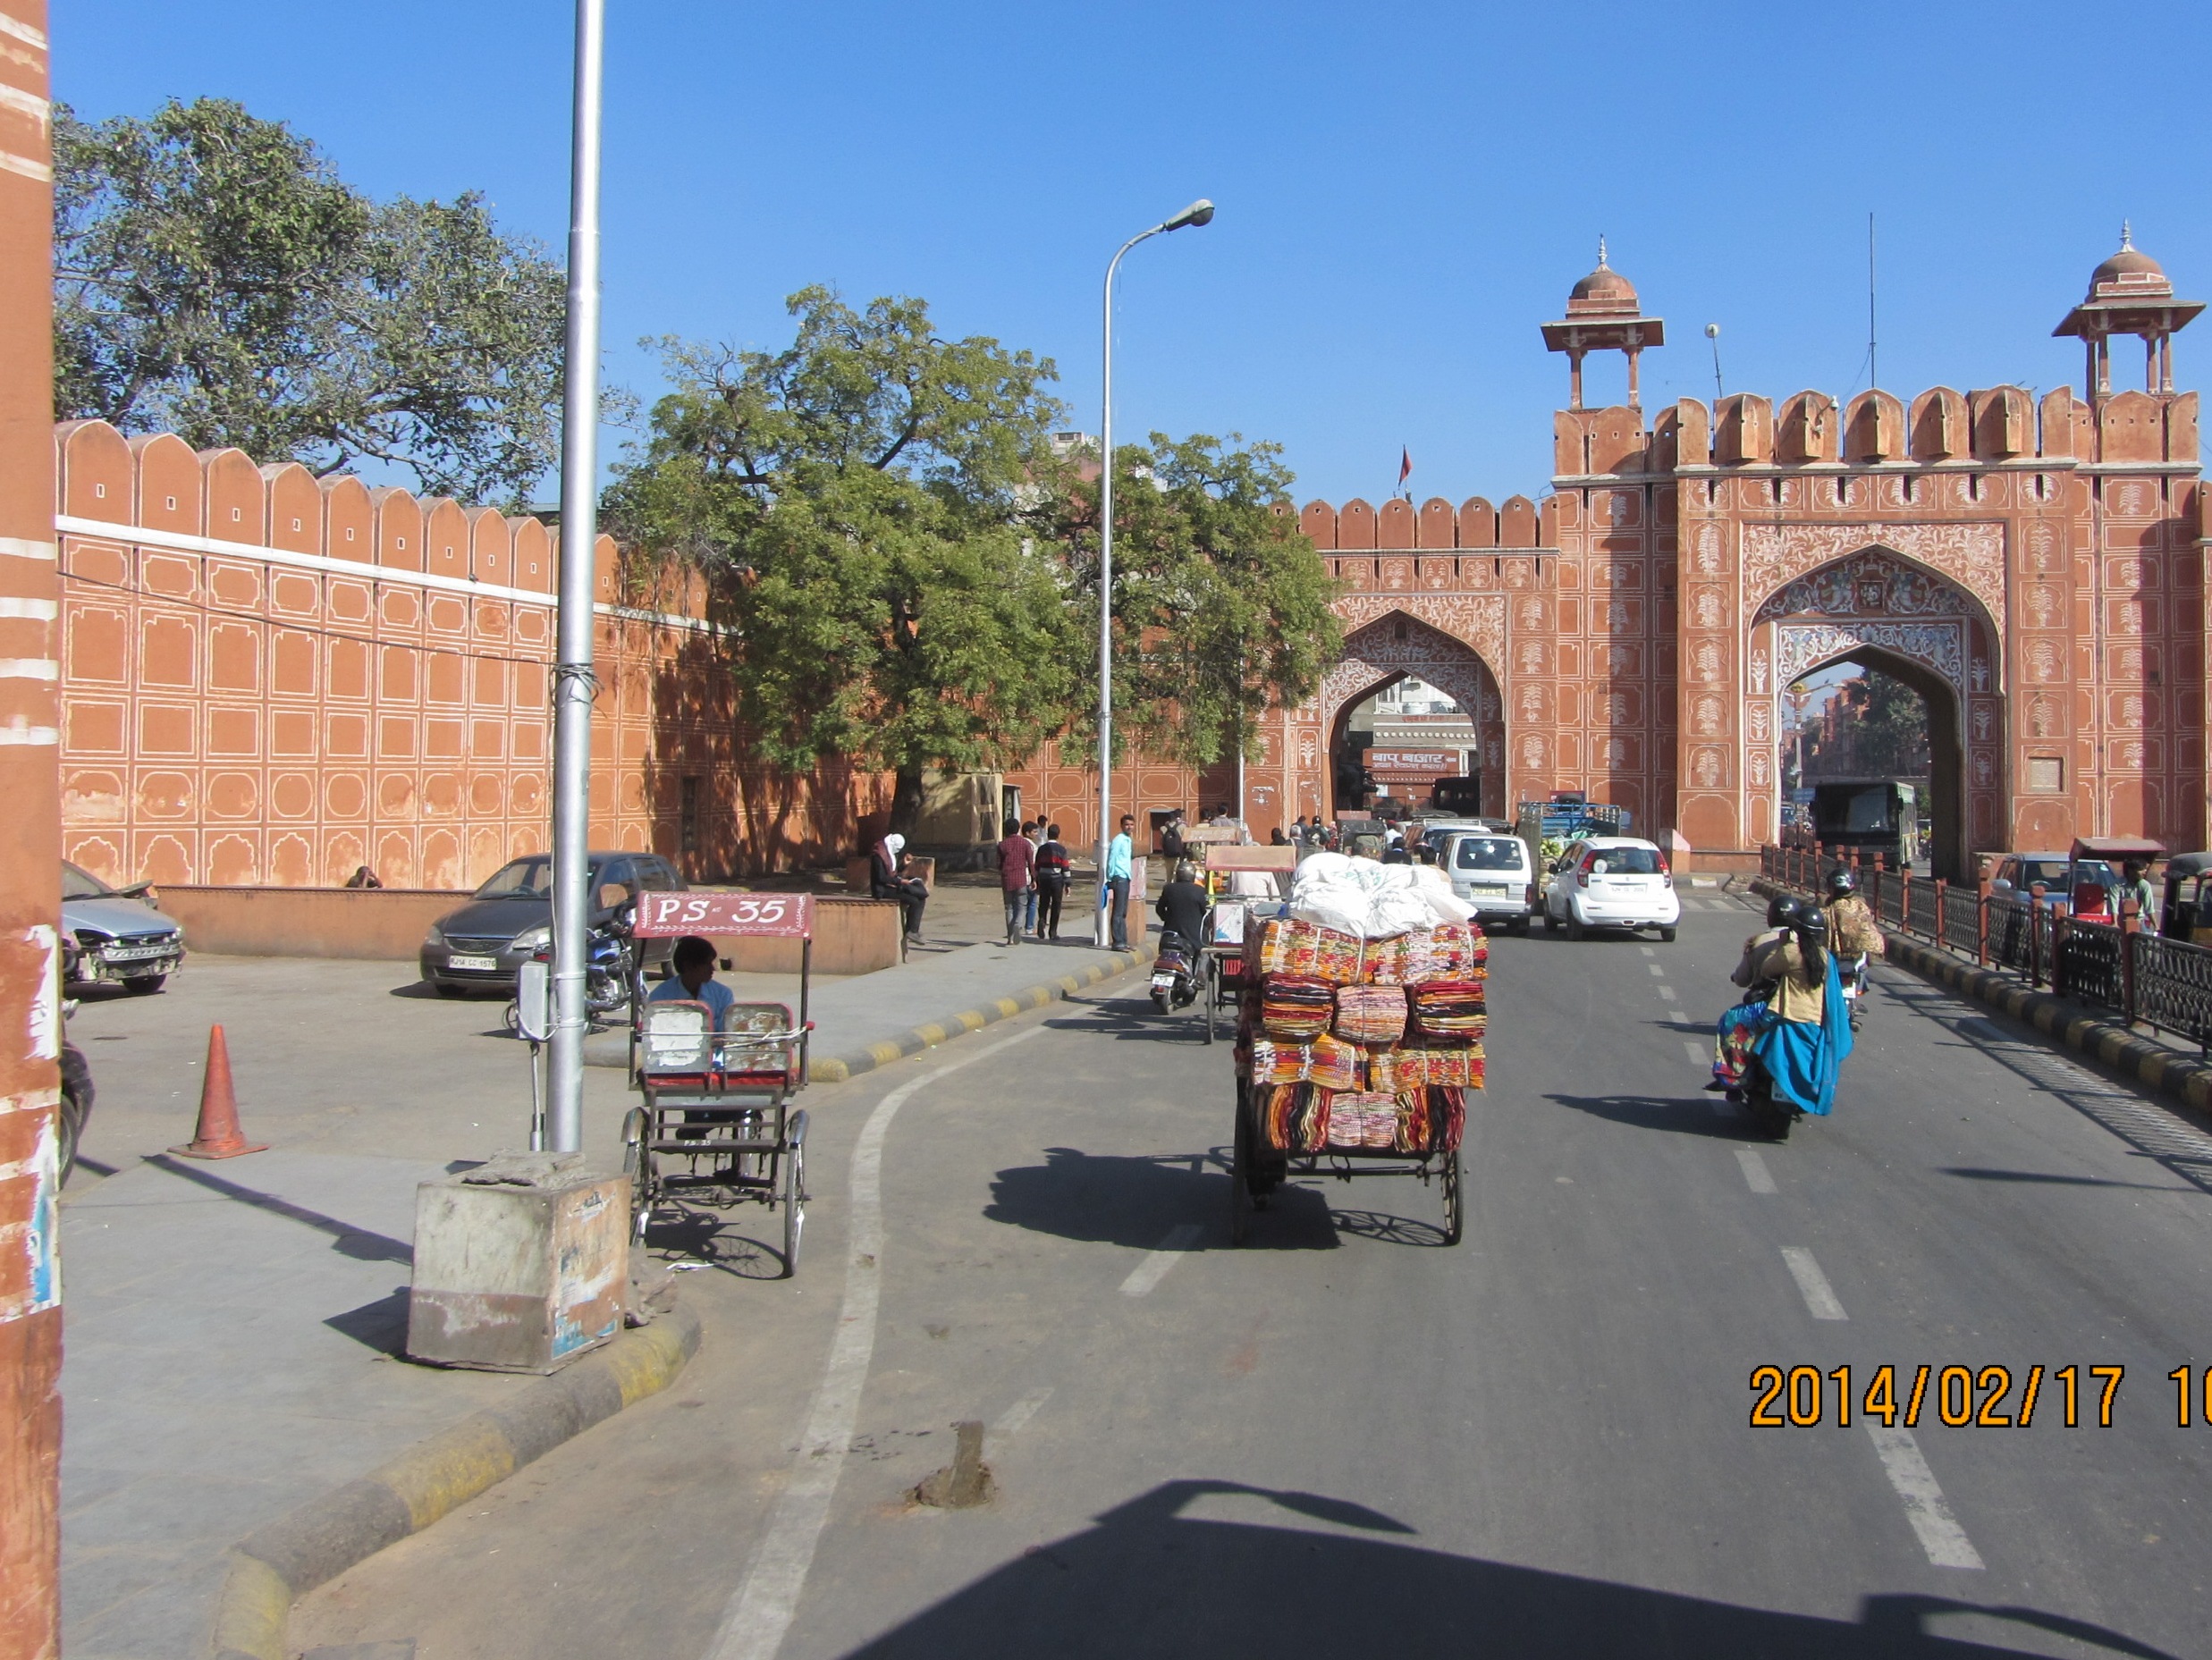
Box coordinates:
[55,928,1146,1659]
[288,887,2212,1660]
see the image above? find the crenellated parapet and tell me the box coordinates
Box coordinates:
[1550,383,2197,481]
[1296,493,1555,552]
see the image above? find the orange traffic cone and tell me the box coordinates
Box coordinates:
[169,1024,268,1159]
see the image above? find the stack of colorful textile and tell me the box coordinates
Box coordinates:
[1242,914,1486,1157]
[1260,974,1335,1040]
[1408,980,1488,1041]
[1334,984,1408,1045]
[1254,1082,1332,1153]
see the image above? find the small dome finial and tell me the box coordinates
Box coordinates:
[1598,233,1608,268]
[2121,219,2134,250]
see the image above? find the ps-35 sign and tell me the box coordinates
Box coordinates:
[634,891,815,939]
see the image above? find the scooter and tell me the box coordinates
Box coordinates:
[1740,1055,1798,1142]
[1839,952,1869,1032]
[1150,931,1201,1013]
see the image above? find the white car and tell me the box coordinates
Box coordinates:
[1439,830,1538,934]
[1544,836,1680,941]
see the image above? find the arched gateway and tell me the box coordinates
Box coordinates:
[1009,236,2208,865]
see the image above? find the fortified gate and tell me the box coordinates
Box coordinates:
[1212,238,2209,877]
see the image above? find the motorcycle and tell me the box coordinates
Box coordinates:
[1839,952,1869,1032]
[505,906,637,1032]
[1150,931,1201,1013]
[1740,1054,1798,1142]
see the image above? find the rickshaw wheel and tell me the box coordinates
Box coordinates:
[621,1107,652,1240]
[781,1110,809,1276]
[1439,1146,1465,1246]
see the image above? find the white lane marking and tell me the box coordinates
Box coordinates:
[1780,1246,1848,1320]
[1657,984,1677,1002]
[989,1386,1053,1446]
[1639,946,1656,957]
[1735,1150,1777,1193]
[702,1024,1047,1660]
[1867,1428,1986,1569]
[1683,1039,1708,1066]
[1119,1223,1204,1297]
[1647,963,1666,976]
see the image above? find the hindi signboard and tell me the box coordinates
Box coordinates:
[633,891,815,940]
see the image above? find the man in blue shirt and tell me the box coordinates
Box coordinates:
[1104,813,1135,949]
[648,935,736,1028]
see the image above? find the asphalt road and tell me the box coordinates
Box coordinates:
[295,889,2212,1660]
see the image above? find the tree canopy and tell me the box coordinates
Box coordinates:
[605,289,1345,838]
[1058,433,1342,773]
[603,289,1081,832]
[55,97,564,506]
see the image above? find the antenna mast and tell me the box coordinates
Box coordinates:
[1867,211,1879,390]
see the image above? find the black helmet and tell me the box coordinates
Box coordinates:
[1795,906,1829,943]
[1826,865,1859,899]
[1767,894,1802,929]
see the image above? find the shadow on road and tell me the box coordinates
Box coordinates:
[1544,1092,1756,1142]
[984,1147,1340,1251]
[846,1479,2179,1660]
[1043,994,1213,1045]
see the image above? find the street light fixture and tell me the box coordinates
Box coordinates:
[1094,198,1214,948]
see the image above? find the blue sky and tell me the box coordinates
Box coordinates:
[55,0,2212,508]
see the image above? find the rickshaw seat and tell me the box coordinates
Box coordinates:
[2073,881,2112,921]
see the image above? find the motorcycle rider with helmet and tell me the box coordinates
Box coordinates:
[1707,897,1852,1121]
[1822,865,1885,1029]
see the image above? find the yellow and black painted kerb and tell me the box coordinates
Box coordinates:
[1748,879,2212,1120]
[211,1307,701,1660]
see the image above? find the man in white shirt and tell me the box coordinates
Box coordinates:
[649,935,735,1028]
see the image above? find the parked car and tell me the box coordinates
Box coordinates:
[1439,830,1538,934]
[1543,836,1680,941]
[1988,852,2118,916]
[61,860,186,994]
[420,852,688,996]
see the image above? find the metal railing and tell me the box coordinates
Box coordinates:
[1759,844,2212,1053]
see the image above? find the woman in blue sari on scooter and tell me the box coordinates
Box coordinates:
[1708,897,1853,1113]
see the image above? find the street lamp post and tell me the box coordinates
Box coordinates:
[1094,198,1214,947]
[546,0,605,1151]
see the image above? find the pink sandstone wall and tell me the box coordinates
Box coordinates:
[54,421,890,889]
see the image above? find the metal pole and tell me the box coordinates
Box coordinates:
[1091,200,1214,946]
[547,0,605,1151]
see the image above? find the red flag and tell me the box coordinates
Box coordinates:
[1397,446,1413,488]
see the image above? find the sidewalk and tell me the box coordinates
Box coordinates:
[56,922,1152,1657]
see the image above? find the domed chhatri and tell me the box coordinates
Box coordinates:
[1543,237,1664,409]
[1567,236,1641,315]
[2088,222,2174,300]
[2054,223,2201,397]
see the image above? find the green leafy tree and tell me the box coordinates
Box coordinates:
[55,97,563,505]
[1057,433,1342,772]
[603,289,1082,837]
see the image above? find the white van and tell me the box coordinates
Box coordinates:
[1439,830,1538,934]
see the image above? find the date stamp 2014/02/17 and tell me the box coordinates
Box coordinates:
[1746,1365,2212,1429]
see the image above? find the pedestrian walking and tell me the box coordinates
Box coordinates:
[1104,813,1135,949]
[998,817,1035,946]
[1021,819,1044,937]
[1034,822,1072,940]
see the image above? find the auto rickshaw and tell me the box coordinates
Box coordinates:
[2068,836,2165,926]
[2159,851,2212,942]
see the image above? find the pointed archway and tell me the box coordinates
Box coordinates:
[1748,545,2001,882]
[1317,612,1506,818]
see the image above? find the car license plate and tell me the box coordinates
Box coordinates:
[448,955,498,972]
[106,943,173,962]
[1473,883,1510,895]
